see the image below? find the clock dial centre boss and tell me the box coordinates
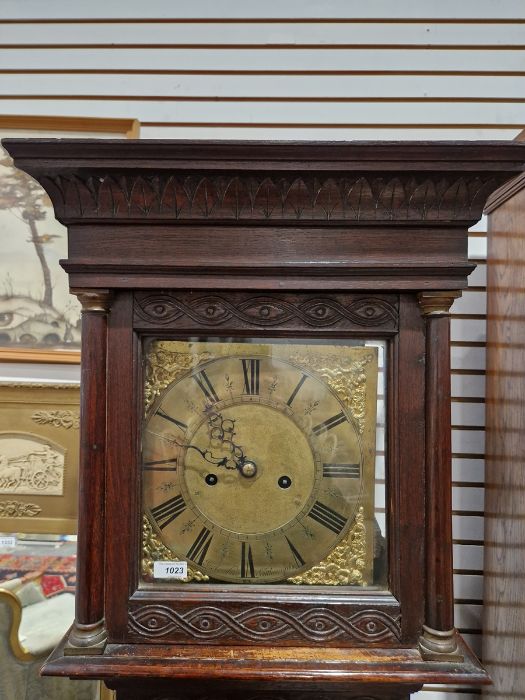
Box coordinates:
[141,340,383,586]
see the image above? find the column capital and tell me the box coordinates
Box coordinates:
[71,288,112,312]
[418,291,462,317]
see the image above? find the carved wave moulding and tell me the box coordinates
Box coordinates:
[128,605,401,644]
[134,295,399,329]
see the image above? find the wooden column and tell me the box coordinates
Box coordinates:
[418,291,462,661]
[65,289,111,655]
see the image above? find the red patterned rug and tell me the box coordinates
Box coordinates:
[0,554,76,596]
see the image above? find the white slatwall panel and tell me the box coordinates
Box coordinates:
[1,0,524,19]
[1,22,524,45]
[4,74,525,98]
[1,48,524,72]
[0,3,519,697]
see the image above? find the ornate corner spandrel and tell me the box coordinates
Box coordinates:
[288,350,376,435]
[143,341,214,414]
[417,291,462,317]
[71,288,112,313]
[288,507,366,586]
[142,515,209,583]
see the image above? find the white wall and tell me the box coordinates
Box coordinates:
[1,3,524,698]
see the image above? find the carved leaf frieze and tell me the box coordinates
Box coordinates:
[41,172,501,223]
[128,605,401,644]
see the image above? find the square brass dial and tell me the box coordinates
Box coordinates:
[141,339,380,587]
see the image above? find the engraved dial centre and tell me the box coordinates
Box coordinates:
[182,403,317,536]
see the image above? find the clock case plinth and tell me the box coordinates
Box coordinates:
[5,140,525,699]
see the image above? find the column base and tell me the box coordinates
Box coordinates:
[64,618,107,656]
[418,625,464,662]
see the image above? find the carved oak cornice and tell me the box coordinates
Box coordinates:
[31,172,506,225]
[4,140,525,227]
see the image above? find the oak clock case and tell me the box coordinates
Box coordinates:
[5,140,522,699]
[141,338,383,588]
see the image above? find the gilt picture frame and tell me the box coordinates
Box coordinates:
[0,382,80,534]
[0,115,139,364]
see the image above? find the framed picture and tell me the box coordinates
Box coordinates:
[0,115,139,364]
[0,382,80,534]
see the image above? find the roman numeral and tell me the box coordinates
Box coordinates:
[312,411,347,436]
[187,527,213,565]
[285,536,305,567]
[286,374,308,406]
[241,359,260,395]
[240,542,255,578]
[143,458,177,471]
[193,369,219,404]
[322,463,361,478]
[308,501,347,535]
[150,495,186,530]
[156,408,188,432]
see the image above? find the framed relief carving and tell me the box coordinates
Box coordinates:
[0,115,139,364]
[0,382,80,534]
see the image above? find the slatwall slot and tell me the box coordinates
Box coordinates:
[452,459,485,484]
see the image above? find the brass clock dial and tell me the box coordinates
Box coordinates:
[142,340,378,584]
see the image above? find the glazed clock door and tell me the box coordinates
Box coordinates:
[110,289,407,650]
[141,339,381,586]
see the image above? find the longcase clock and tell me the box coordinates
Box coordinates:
[4,139,525,700]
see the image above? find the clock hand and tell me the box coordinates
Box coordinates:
[206,411,258,478]
[146,430,235,470]
[187,444,235,469]
[149,414,257,476]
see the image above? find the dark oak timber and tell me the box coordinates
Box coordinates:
[417,292,462,661]
[65,289,111,654]
[4,139,523,698]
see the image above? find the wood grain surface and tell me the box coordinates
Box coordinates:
[483,179,525,697]
[4,139,516,697]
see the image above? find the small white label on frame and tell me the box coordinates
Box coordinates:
[0,536,16,548]
[153,560,188,579]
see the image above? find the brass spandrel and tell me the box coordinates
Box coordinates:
[144,343,213,414]
[287,351,377,435]
[287,506,366,586]
[142,515,209,583]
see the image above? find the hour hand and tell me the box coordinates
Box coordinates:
[186,444,235,470]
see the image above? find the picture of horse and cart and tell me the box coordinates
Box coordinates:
[0,438,64,496]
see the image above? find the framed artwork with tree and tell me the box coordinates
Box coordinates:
[0,116,139,364]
